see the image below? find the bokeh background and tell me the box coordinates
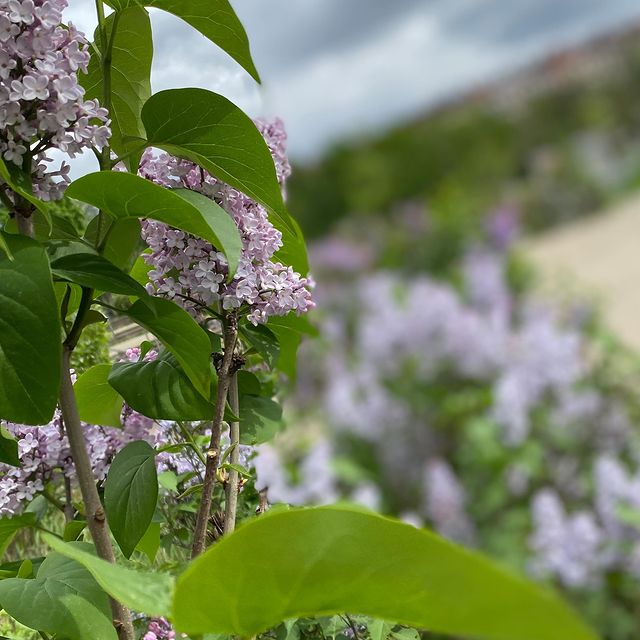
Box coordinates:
[57,2,640,638]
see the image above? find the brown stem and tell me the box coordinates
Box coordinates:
[63,476,74,523]
[223,373,240,535]
[191,314,238,557]
[59,348,135,640]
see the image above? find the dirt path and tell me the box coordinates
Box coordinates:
[523,192,640,350]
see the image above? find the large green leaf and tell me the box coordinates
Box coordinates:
[82,7,152,155]
[84,216,143,274]
[0,545,116,640]
[106,0,259,82]
[74,364,123,428]
[124,296,212,398]
[173,507,597,640]
[105,440,158,558]
[67,172,241,276]
[50,252,148,296]
[108,350,216,421]
[140,89,307,263]
[43,534,174,618]
[0,233,61,424]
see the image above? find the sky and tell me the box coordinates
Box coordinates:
[66,0,640,171]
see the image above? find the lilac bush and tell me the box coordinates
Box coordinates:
[254,207,640,637]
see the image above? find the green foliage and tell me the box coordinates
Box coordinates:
[104,440,158,557]
[68,171,242,275]
[0,545,116,640]
[70,320,110,374]
[140,88,308,273]
[44,534,174,618]
[0,233,60,424]
[174,507,595,639]
[124,296,212,398]
[239,395,284,445]
[83,7,153,156]
[108,349,216,420]
[105,0,260,82]
[51,251,148,296]
[74,364,123,428]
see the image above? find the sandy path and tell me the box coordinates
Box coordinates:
[523,192,640,350]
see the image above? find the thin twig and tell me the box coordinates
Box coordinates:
[191,314,238,557]
[223,372,240,534]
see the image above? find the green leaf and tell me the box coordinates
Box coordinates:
[123,297,212,398]
[43,534,174,618]
[136,522,160,563]
[0,233,61,424]
[130,253,152,287]
[0,544,116,640]
[0,426,19,467]
[109,349,216,421]
[104,440,158,558]
[141,88,307,271]
[266,313,318,379]
[68,171,241,275]
[106,0,259,82]
[74,364,123,428]
[0,514,36,556]
[0,234,13,260]
[63,520,87,542]
[102,219,144,274]
[51,252,148,296]
[242,323,279,369]
[0,158,51,227]
[82,7,152,156]
[239,395,284,445]
[172,507,597,640]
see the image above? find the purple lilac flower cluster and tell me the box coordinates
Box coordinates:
[0,349,197,515]
[139,119,314,324]
[143,618,176,640]
[0,0,110,200]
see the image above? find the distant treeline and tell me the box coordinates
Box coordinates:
[288,33,640,238]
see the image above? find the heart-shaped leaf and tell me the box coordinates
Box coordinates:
[105,440,158,558]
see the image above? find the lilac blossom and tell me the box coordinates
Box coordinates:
[0,0,110,200]
[529,489,604,587]
[138,119,314,324]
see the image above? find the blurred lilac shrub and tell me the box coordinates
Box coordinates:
[254,205,640,630]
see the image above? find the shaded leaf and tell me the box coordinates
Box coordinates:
[0,233,61,424]
[51,252,147,296]
[104,440,158,558]
[239,395,283,445]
